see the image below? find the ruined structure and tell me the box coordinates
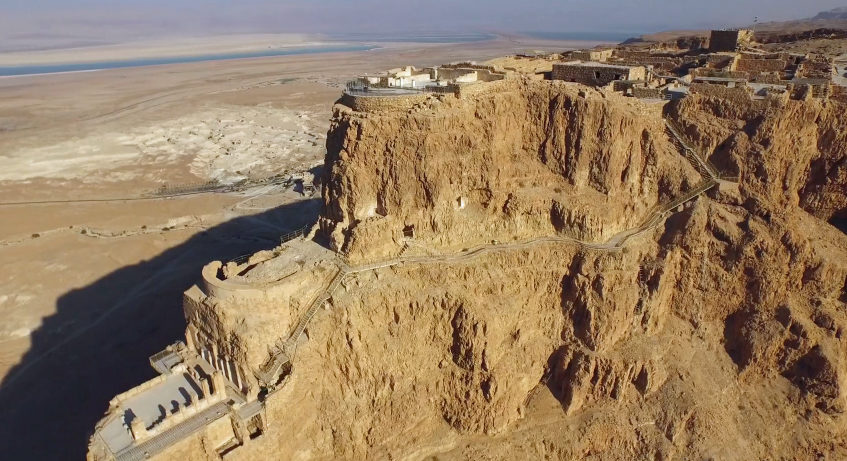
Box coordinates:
[709,29,753,52]
[571,48,614,62]
[87,342,266,461]
[356,62,507,90]
[89,31,847,460]
[551,61,647,87]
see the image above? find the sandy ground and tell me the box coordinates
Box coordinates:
[0,34,331,66]
[0,35,600,459]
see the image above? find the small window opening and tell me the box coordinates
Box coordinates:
[402,225,415,239]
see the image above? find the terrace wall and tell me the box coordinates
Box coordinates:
[435,66,506,82]
[631,86,667,99]
[551,63,646,86]
[735,57,788,73]
[689,82,752,103]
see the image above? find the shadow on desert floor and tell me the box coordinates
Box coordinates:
[0,197,321,459]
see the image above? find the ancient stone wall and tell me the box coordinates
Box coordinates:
[436,66,506,82]
[797,55,833,79]
[789,81,832,99]
[632,86,666,99]
[572,49,614,62]
[735,57,788,73]
[455,79,513,98]
[709,29,752,52]
[689,82,752,103]
[340,92,433,113]
[612,56,680,71]
[552,63,646,86]
[831,85,847,103]
[705,54,735,69]
[691,68,750,79]
[200,261,267,300]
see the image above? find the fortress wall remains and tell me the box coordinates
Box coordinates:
[736,57,788,73]
[341,92,432,113]
[689,82,753,104]
[610,58,679,74]
[705,54,735,69]
[552,63,645,86]
[831,85,847,103]
[573,49,613,62]
[632,86,666,99]
[797,56,833,78]
[435,68,478,82]
[474,68,507,82]
[754,73,784,84]
[613,50,677,60]
[691,68,751,79]
[436,67,506,82]
[709,29,752,52]
[200,261,266,301]
[455,79,514,98]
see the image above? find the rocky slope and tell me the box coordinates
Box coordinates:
[104,76,847,461]
[205,79,847,461]
[320,79,700,263]
[668,88,847,224]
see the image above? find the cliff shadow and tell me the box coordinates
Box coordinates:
[830,216,847,235]
[0,197,321,459]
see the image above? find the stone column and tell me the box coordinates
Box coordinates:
[222,358,232,382]
[232,364,242,391]
[129,418,148,441]
[212,370,227,396]
[200,376,211,398]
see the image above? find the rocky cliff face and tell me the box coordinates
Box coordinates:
[668,91,847,223]
[159,80,847,461]
[248,84,844,461]
[321,79,700,263]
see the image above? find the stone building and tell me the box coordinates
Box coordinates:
[551,61,647,87]
[709,29,753,52]
[571,48,614,62]
[87,341,267,461]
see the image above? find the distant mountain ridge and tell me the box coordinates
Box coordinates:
[619,7,847,46]
[812,7,847,20]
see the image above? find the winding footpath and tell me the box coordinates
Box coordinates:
[256,117,726,386]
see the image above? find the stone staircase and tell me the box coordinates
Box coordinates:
[256,267,346,386]
[254,116,724,389]
[664,118,720,180]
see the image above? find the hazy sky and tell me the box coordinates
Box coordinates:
[1,0,845,48]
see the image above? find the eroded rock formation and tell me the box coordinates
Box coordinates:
[90,76,847,460]
[287,79,846,460]
[320,79,700,263]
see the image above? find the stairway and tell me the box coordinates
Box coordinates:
[256,267,346,386]
[664,118,720,180]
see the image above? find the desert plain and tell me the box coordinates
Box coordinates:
[0,34,599,458]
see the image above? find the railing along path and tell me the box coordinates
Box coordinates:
[255,114,731,387]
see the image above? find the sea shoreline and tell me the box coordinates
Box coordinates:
[0,31,622,77]
[0,44,379,77]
